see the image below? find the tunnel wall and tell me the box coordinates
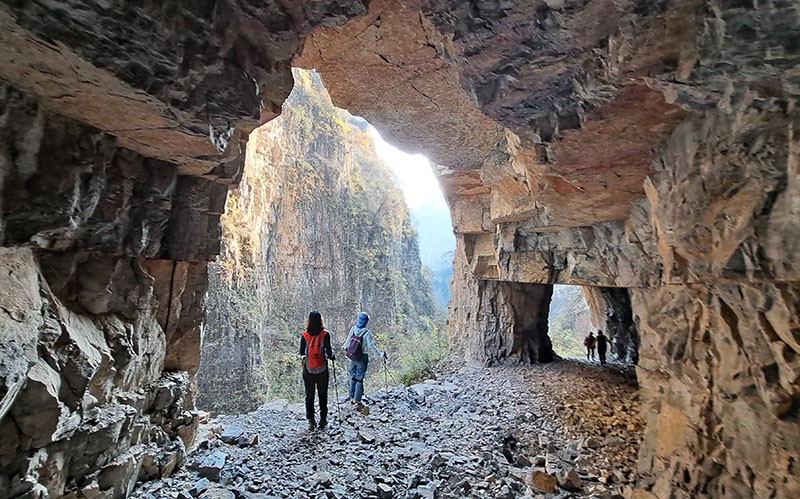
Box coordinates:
[448,91,800,497]
[635,283,800,497]
[0,88,214,497]
[448,237,555,365]
[0,1,369,496]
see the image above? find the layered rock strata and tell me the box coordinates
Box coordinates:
[0,87,212,498]
[0,1,369,496]
[297,0,800,496]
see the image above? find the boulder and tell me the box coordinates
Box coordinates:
[556,468,582,492]
[220,426,245,445]
[198,451,227,481]
[530,471,557,493]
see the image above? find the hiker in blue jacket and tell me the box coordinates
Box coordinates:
[341,312,386,406]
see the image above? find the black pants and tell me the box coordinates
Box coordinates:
[303,368,329,422]
[598,347,607,365]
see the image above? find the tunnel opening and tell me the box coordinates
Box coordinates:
[547,284,593,360]
[583,287,640,365]
[196,69,454,414]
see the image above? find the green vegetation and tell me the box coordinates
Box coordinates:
[548,285,593,358]
[373,317,449,385]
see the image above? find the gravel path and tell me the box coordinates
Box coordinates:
[132,358,642,498]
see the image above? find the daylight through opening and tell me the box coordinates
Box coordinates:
[196,69,454,414]
[548,285,593,360]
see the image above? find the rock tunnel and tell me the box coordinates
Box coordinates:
[0,0,798,497]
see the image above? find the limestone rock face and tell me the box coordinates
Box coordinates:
[0,0,369,174]
[635,283,800,498]
[0,248,193,498]
[1,2,370,495]
[299,1,799,496]
[197,71,436,413]
[449,237,554,365]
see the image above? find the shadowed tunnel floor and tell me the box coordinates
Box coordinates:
[132,359,641,498]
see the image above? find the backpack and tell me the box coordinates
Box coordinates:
[346,330,366,360]
[302,331,327,372]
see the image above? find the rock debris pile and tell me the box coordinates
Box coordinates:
[132,359,642,498]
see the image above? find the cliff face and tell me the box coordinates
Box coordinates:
[197,70,436,413]
[1,0,798,497]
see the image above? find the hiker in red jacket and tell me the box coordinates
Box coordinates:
[299,310,335,430]
[584,331,596,361]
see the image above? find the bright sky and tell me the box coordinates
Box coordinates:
[368,126,448,212]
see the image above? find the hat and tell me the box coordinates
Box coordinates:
[357,312,369,328]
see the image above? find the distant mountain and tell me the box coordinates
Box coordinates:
[411,202,455,272]
[426,264,453,311]
[410,200,454,310]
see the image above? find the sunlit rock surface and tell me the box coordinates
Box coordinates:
[0,0,798,496]
[197,71,435,414]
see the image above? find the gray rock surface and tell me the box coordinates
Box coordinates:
[132,359,641,498]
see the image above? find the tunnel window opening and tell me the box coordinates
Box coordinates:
[368,126,455,311]
[547,284,593,360]
[197,68,454,414]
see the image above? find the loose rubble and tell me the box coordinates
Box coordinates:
[132,359,643,498]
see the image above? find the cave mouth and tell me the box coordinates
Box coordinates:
[196,68,455,414]
[366,123,456,311]
[547,284,593,360]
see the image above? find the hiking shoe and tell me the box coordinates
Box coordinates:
[319,419,327,429]
[307,420,316,431]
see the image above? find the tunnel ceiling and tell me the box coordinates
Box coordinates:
[1,0,699,230]
[296,0,692,231]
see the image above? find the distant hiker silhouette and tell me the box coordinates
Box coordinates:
[596,330,608,366]
[584,331,596,361]
[299,310,335,430]
[342,312,386,409]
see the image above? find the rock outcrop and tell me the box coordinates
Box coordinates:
[0,2,369,496]
[297,0,800,496]
[197,70,436,413]
[1,0,798,497]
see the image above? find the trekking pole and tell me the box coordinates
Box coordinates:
[383,356,389,404]
[331,359,341,422]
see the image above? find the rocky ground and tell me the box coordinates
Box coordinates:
[131,358,643,499]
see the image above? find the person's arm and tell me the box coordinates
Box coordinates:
[363,329,384,358]
[299,335,307,356]
[342,327,353,350]
[324,332,335,360]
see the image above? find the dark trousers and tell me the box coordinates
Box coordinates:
[303,368,329,422]
[598,347,607,365]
